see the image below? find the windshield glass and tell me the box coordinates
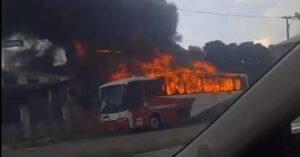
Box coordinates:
[100,85,125,113]
[2,0,300,157]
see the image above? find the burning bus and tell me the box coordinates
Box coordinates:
[98,54,248,130]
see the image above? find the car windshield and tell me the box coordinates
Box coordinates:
[101,85,124,107]
[2,0,300,157]
[100,85,125,113]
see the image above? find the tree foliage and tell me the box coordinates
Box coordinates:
[204,40,273,85]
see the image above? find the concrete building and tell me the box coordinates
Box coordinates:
[2,68,72,142]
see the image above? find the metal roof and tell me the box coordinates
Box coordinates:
[99,76,156,88]
[2,68,71,88]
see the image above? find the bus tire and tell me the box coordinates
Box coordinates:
[149,114,162,130]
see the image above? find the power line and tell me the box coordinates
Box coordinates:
[178,8,282,19]
[177,8,298,40]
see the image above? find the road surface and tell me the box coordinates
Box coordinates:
[2,123,209,157]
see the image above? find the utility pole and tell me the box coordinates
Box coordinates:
[281,16,293,40]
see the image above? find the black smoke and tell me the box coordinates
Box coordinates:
[3,0,178,53]
[2,0,181,108]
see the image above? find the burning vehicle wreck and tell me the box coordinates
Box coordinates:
[98,53,248,130]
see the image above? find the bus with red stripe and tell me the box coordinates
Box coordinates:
[98,75,248,130]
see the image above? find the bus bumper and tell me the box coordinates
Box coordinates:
[100,119,130,131]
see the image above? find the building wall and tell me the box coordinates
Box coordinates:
[2,77,104,142]
[2,85,69,142]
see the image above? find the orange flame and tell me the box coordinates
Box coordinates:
[140,54,224,95]
[96,49,112,54]
[96,49,122,54]
[73,41,86,61]
[110,64,130,81]
[109,53,244,95]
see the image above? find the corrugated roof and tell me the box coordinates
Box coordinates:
[2,68,71,88]
[99,76,156,88]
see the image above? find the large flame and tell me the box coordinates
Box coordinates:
[109,64,130,81]
[73,40,86,61]
[109,53,243,95]
[96,49,122,54]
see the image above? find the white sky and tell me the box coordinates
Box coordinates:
[167,0,300,48]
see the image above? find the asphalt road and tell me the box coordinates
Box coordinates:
[3,100,293,157]
[2,123,210,157]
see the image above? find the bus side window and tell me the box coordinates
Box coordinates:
[125,82,144,109]
[144,80,165,97]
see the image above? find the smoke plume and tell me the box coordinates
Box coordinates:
[2,0,183,107]
[2,33,67,68]
[2,0,178,54]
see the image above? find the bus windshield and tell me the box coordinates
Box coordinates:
[99,85,125,113]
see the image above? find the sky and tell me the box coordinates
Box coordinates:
[167,0,300,48]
